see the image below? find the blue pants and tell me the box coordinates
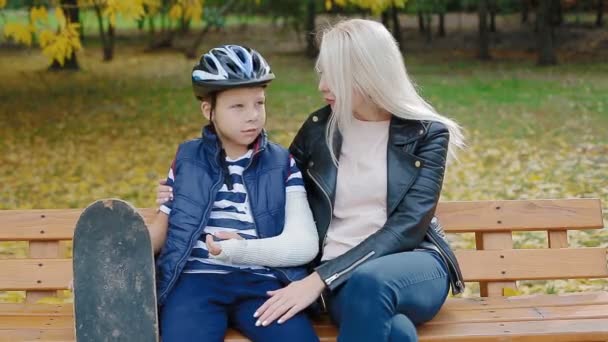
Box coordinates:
[161,271,319,342]
[328,250,450,342]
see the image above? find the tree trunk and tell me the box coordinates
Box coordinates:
[418,11,425,33]
[180,17,191,34]
[185,0,237,59]
[596,0,604,27]
[92,4,114,61]
[553,0,563,26]
[160,9,168,34]
[478,0,491,60]
[438,12,446,37]
[490,1,497,32]
[103,22,115,61]
[305,0,318,58]
[381,10,390,29]
[425,13,432,43]
[521,0,529,23]
[391,3,402,45]
[537,0,557,65]
[49,0,80,71]
[147,15,156,45]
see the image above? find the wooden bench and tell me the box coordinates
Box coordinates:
[0,198,606,341]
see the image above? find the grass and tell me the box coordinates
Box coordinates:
[0,25,607,301]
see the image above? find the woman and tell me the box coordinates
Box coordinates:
[157,19,465,341]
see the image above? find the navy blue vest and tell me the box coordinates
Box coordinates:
[155,126,309,305]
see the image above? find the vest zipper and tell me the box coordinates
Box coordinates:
[242,146,264,238]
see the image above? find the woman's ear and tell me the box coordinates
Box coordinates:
[201,101,212,121]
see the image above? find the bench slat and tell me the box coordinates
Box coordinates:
[0,209,82,241]
[0,315,73,330]
[457,248,608,281]
[431,303,608,325]
[436,198,604,233]
[1,248,606,291]
[0,304,72,316]
[8,301,604,327]
[0,329,74,342]
[442,291,608,310]
[2,316,608,342]
[0,259,71,291]
[0,199,602,241]
[2,293,608,341]
[417,318,608,341]
[2,292,605,317]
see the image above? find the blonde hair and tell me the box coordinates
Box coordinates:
[316,19,465,164]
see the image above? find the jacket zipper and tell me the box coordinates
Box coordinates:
[427,230,464,290]
[306,168,333,249]
[325,250,376,286]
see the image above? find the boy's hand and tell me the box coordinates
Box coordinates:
[205,232,243,256]
[156,179,173,205]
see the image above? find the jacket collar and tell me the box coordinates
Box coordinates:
[314,105,428,148]
[389,115,428,146]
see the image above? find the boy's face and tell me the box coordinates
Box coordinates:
[202,87,266,151]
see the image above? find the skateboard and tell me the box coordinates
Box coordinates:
[73,199,158,342]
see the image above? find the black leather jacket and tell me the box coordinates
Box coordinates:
[289,106,465,295]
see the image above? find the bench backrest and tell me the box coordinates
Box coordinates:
[0,198,605,302]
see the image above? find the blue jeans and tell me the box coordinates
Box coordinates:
[160,271,319,342]
[328,250,449,342]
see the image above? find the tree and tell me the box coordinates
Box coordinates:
[597,0,604,27]
[418,10,425,33]
[49,0,80,70]
[537,0,557,65]
[90,1,115,61]
[390,1,402,44]
[381,8,390,27]
[478,0,491,60]
[521,0,529,23]
[2,3,83,69]
[489,0,497,32]
[184,0,234,59]
[438,9,446,37]
[305,0,318,58]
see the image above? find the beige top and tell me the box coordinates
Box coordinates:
[322,117,390,261]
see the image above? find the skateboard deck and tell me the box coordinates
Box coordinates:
[73,199,158,342]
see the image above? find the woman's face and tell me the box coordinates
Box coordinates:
[318,73,367,114]
[318,74,335,108]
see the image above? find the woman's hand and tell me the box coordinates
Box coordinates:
[156,179,173,205]
[205,232,244,256]
[254,272,326,326]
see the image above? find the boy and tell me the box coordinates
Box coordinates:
[147,45,320,342]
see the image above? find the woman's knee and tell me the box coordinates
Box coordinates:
[339,263,395,311]
[346,261,392,294]
[389,314,418,342]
